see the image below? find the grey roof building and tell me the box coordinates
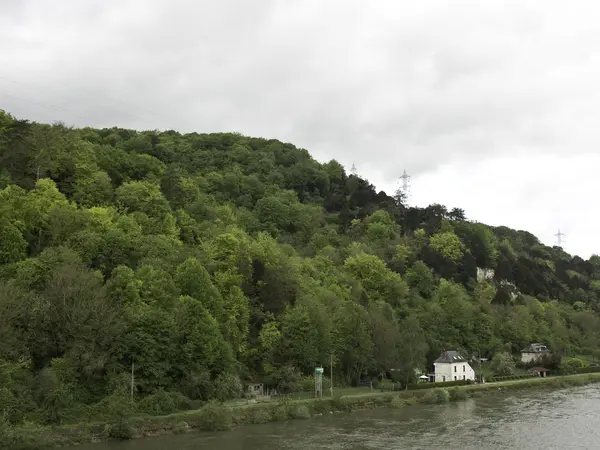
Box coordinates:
[521,343,549,354]
[434,350,467,364]
[521,343,550,363]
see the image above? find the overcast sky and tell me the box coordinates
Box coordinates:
[1,0,598,258]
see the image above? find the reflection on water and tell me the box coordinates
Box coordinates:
[73,385,600,450]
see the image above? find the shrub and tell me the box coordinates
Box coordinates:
[421,388,449,405]
[107,420,134,440]
[538,354,563,371]
[309,399,331,415]
[448,388,468,402]
[36,367,75,425]
[138,390,192,416]
[490,352,516,376]
[172,421,190,434]
[403,396,419,406]
[390,396,407,409]
[269,404,290,421]
[0,388,23,425]
[374,394,394,405]
[197,401,232,431]
[331,396,352,412]
[264,365,302,394]
[0,415,15,448]
[567,376,586,386]
[560,357,586,375]
[299,376,331,393]
[247,407,271,424]
[179,370,212,400]
[547,378,563,388]
[289,404,311,419]
[213,373,243,403]
[104,392,136,440]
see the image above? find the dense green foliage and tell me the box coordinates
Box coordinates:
[2,109,600,427]
[405,379,471,390]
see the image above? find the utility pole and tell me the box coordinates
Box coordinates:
[130,358,135,403]
[478,349,482,383]
[330,354,334,397]
[350,161,358,176]
[555,229,566,247]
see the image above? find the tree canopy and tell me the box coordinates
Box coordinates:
[1,108,600,425]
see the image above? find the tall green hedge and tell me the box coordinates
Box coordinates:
[487,373,538,382]
[574,366,600,374]
[406,379,472,390]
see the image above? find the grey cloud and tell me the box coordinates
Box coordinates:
[1,0,599,186]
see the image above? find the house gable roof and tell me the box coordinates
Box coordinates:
[521,343,549,353]
[434,350,466,364]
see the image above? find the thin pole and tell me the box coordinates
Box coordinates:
[330,354,334,397]
[131,358,135,402]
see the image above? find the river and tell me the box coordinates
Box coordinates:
[73,385,600,449]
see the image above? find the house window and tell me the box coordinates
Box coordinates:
[454,376,457,380]
[463,375,465,380]
[463,365,465,372]
[443,376,446,382]
[454,366,457,373]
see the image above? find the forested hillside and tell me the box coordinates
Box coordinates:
[1,108,600,424]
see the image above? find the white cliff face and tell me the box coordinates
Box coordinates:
[498,279,520,300]
[476,268,521,300]
[476,267,495,283]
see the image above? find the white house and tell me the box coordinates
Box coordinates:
[433,351,475,383]
[520,343,550,363]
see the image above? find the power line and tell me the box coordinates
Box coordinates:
[1,87,158,129]
[0,90,92,123]
[0,74,168,128]
[0,73,172,120]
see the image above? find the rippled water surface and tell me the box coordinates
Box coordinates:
[74,385,600,449]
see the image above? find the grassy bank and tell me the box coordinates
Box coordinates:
[4,373,600,449]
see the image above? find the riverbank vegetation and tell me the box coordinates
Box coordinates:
[3,110,600,444]
[3,373,600,449]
